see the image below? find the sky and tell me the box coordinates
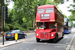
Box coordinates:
[8,1,14,9]
[58,0,73,17]
[8,0,73,17]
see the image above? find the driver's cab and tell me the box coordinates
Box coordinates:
[37,22,44,29]
[36,22,57,29]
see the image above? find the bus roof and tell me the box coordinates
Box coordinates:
[38,5,55,8]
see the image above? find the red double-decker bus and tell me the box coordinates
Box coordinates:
[35,5,64,43]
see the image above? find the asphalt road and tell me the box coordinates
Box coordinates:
[0,31,75,50]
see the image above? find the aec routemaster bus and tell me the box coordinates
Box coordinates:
[64,18,71,33]
[35,5,64,43]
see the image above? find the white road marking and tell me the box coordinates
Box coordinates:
[1,47,8,50]
[2,48,5,50]
[63,35,69,39]
[55,45,66,48]
[22,42,67,46]
[66,43,69,45]
[27,48,28,50]
[13,47,15,49]
[34,49,36,50]
[20,48,22,49]
[44,43,47,44]
[66,34,75,50]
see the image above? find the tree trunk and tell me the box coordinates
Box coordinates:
[33,11,35,28]
[0,0,4,32]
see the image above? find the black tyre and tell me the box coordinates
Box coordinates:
[6,38,9,41]
[13,37,15,40]
[36,38,40,42]
[63,32,64,36]
[24,35,27,38]
[62,32,64,38]
[53,34,58,43]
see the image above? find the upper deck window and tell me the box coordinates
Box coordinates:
[38,9,45,13]
[46,8,54,13]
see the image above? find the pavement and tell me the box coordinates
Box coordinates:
[0,32,35,48]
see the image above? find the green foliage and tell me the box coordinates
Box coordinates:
[73,0,75,3]
[0,1,2,19]
[68,4,75,21]
[70,21,73,27]
[3,0,64,31]
[53,0,64,4]
[0,26,1,29]
[64,14,67,18]
[68,15,75,21]
[28,27,35,30]
[0,5,1,19]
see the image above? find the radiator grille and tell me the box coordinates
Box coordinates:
[40,32,50,40]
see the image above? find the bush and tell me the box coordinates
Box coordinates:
[0,26,1,32]
[0,26,1,29]
[28,27,35,30]
[25,29,29,31]
[4,24,10,31]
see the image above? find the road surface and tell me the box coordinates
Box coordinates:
[0,28,75,50]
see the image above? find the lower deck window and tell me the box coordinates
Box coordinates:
[49,24,56,29]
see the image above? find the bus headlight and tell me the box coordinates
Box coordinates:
[37,33,39,36]
[41,14,43,17]
[41,14,43,18]
[51,34,54,37]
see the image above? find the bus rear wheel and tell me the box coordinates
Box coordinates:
[62,32,64,39]
[36,38,40,42]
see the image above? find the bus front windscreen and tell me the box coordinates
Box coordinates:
[37,22,44,29]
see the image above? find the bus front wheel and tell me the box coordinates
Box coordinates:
[36,38,40,42]
[53,34,58,43]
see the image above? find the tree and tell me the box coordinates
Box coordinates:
[0,4,1,19]
[64,14,67,18]
[7,0,56,29]
[68,4,75,21]
[53,0,64,4]
[4,0,65,31]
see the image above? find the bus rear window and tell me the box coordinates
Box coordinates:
[38,9,45,13]
[46,8,54,13]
